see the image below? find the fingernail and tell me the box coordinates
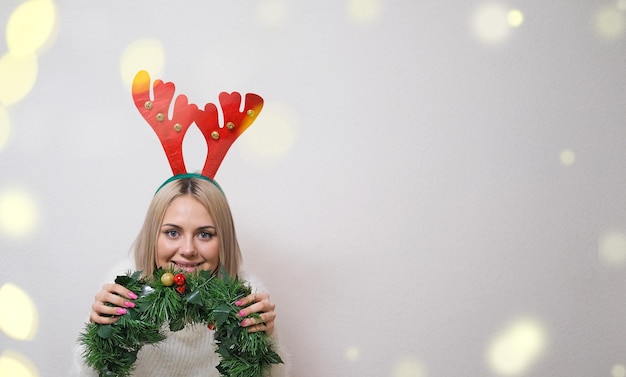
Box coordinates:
[116,308,127,315]
[240,320,247,326]
[238,310,246,317]
[128,292,138,300]
[235,300,243,306]
[124,301,135,308]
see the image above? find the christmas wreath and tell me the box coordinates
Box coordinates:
[79,268,283,377]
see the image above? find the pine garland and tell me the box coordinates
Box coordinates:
[79,268,283,377]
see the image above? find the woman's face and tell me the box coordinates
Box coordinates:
[156,195,220,273]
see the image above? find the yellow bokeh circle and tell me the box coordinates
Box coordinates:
[345,346,359,362]
[257,0,289,29]
[593,6,625,40]
[0,283,39,341]
[613,364,626,377]
[559,149,576,166]
[0,53,38,106]
[507,9,524,28]
[471,3,512,45]
[487,317,547,376]
[598,230,626,266]
[393,358,426,377]
[0,106,10,151]
[347,0,382,24]
[239,100,299,168]
[6,0,58,57]
[0,350,38,377]
[0,188,39,237]
[120,39,166,91]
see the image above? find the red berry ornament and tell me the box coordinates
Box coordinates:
[175,285,186,294]
[174,273,186,286]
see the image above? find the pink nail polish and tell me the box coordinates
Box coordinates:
[116,308,127,315]
[128,292,138,300]
[124,301,135,308]
[235,300,242,306]
[240,320,247,326]
[238,310,246,317]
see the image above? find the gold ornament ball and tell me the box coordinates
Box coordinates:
[161,272,174,286]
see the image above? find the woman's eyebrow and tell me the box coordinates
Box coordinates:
[197,225,216,230]
[161,224,216,230]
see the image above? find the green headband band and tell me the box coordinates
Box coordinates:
[155,173,224,194]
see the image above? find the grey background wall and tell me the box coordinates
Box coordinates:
[0,1,625,376]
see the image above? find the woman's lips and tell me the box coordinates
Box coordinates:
[172,261,202,272]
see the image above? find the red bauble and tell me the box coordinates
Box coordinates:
[174,273,186,286]
[175,285,186,294]
[208,322,216,330]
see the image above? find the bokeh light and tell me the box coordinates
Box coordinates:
[0,283,38,341]
[345,345,359,361]
[486,317,547,376]
[239,100,299,168]
[6,0,58,58]
[0,350,38,377]
[598,230,626,267]
[0,188,39,238]
[0,106,10,151]
[471,3,513,44]
[257,0,289,29]
[0,52,38,106]
[393,358,426,377]
[507,9,524,28]
[120,38,165,91]
[593,5,625,40]
[347,0,382,24]
[559,149,576,166]
[613,364,626,377]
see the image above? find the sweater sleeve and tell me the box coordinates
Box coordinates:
[266,329,291,377]
[69,343,98,377]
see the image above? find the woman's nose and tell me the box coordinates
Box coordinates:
[180,237,197,257]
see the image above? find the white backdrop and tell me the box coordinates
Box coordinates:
[0,1,625,376]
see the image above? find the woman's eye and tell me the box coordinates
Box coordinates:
[165,230,179,238]
[198,232,215,240]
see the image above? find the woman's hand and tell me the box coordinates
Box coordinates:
[235,292,276,335]
[89,283,137,325]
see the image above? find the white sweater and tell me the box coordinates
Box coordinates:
[70,264,289,377]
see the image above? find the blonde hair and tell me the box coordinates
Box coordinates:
[133,177,242,278]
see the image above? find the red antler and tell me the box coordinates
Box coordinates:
[195,92,264,179]
[132,70,198,175]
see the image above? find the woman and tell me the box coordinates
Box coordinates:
[72,176,287,376]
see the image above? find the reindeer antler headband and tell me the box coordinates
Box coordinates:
[131,70,263,190]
